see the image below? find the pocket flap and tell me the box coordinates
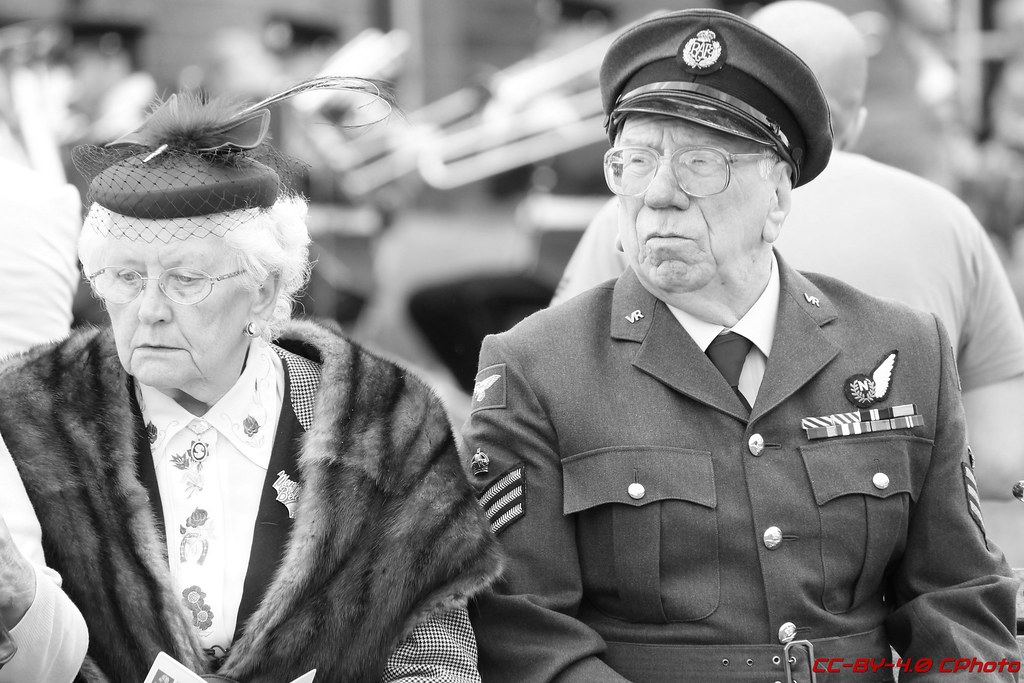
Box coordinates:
[562,446,715,515]
[800,435,931,505]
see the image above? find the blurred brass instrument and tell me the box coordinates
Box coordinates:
[411,27,617,192]
[299,12,666,201]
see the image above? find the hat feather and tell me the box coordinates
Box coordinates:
[108,76,395,153]
[238,75,395,118]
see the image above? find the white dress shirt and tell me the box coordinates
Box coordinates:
[667,253,780,407]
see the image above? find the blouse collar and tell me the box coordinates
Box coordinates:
[137,338,284,469]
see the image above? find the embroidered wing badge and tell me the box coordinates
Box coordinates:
[844,350,897,408]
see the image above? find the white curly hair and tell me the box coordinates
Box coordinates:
[78,194,312,342]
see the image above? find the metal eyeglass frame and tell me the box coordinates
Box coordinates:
[86,267,246,305]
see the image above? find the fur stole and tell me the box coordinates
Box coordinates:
[0,319,503,682]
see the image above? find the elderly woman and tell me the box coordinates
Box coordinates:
[0,79,502,682]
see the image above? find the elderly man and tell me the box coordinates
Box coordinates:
[463,8,1020,682]
[551,2,1024,510]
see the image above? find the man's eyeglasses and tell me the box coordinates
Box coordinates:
[86,267,245,305]
[603,146,767,198]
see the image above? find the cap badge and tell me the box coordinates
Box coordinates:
[844,350,897,408]
[679,28,724,73]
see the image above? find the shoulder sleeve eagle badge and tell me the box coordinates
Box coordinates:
[473,374,501,403]
[471,364,507,413]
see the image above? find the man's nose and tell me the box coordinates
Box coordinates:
[644,160,690,208]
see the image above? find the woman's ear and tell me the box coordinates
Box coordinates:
[252,273,283,319]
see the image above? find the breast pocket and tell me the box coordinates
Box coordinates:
[800,435,931,613]
[562,445,718,623]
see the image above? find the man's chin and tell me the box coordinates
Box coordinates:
[638,261,711,295]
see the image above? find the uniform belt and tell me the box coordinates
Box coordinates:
[603,627,894,682]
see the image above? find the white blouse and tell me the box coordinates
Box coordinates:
[139,338,284,653]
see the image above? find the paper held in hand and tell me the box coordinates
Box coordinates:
[143,651,316,683]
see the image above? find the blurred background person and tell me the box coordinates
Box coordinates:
[850,0,973,191]
[0,21,83,357]
[550,1,1024,528]
[962,56,1024,259]
[1,433,88,683]
[0,157,82,357]
[0,23,90,681]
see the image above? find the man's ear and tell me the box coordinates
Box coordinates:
[763,161,792,244]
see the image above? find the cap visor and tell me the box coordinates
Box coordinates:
[612,91,775,148]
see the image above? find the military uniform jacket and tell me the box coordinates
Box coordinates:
[0,319,503,683]
[463,256,1020,682]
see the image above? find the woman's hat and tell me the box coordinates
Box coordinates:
[73,77,393,242]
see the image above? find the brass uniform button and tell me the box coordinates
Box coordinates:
[763,526,783,549]
[872,472,890,490]
[627,482,646,500]
[748,433,765,456]
[778,621,797,644]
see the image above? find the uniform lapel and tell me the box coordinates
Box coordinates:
[611,269,749,419]
[751,254,840,420]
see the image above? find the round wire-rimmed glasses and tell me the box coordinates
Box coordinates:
[86,266,245,305]
[604,145,767,198]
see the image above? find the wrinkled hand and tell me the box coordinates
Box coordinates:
[0,515,35,629]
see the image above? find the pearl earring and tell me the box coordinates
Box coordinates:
[243,321,258,337]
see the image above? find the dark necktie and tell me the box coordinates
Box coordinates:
[706,331,753,411]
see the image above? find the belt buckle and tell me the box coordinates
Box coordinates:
[784,639,817,683]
